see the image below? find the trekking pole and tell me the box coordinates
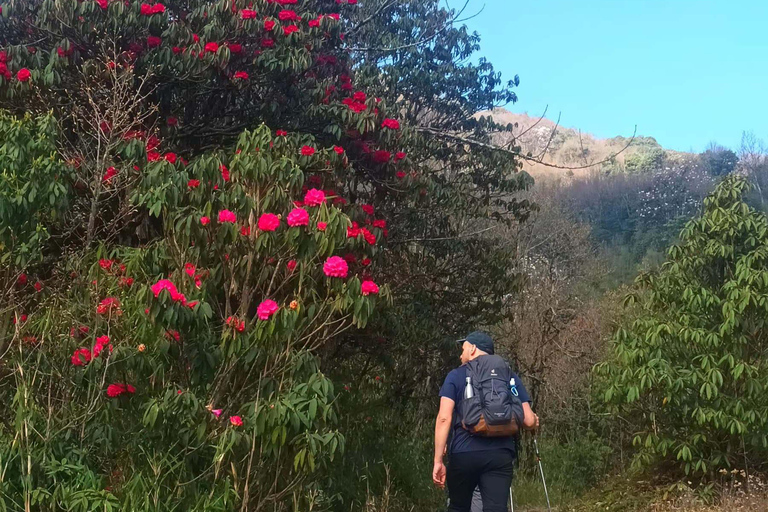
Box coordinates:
[533,436,552,512]
[508,486,514,512]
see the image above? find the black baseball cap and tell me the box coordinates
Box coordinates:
[457,331,494,355]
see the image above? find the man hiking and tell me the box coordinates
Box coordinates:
[433,331,538,512]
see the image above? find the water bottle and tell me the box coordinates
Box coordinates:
[464,376,474,399]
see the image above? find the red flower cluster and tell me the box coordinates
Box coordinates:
[96,297,122,316]
[233,71,249,80]
[323,256,348,278]
[276,129,288,136]
[301,145,315,156]
[278,9,301,21]
[287,208,309,227]
[395,151,407,161]
[119,276,134,287]
[164,152,177,164]
[258,213,280,231]
[284,25,299,36]
[361,204,374,215]
[316,221,327,231]
[151,279,186,304]
[362,280,380,296]
[17,69,31,82]
[257,299,280,320]
[147,36,162,48]
[147,150,161,162]
[95,0,108,10]
[93,335,113,357]
[226,316,246,332]
[204,42,219,53]
[240,8,257,19]
[188,179,200,188]
[264,19,276,31]
[342,96,367,113]
[200,216,210,225]
[381,118,400,130]
[287,259,297,271]
[304,188,325,206]
[140,3,165,15]
[107,383,136,398]
[373,150,391,163]
[71,348,92,366]
[218,210,237,223]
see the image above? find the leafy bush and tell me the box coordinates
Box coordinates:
[596,176,768,477]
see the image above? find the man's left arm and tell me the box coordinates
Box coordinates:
[513,373,539,431]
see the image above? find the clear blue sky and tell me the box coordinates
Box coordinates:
[462,0,768,152]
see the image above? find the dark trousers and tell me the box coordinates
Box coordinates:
[446,449,514,512]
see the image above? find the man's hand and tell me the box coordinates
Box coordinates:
[432,461,446,488]
[532,412,540,431]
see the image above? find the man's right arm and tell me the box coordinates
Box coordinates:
[432,397,454,488]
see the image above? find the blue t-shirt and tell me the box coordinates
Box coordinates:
[439,364,531,454]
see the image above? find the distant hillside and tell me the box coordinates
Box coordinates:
[476,109,696,179]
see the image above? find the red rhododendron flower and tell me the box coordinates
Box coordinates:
[188,179,200,188]
[71,348,92,366]
[150,279,179,298]
[308,18,320,28]
[204,42,219,53]
[257,299,279,320]
[193,34,200,43]
[147,36,162,48]
[301,146,315,156]
[34,281,44,292]
[184,263,196,276]
[361,204,374,215]
[261,38,275,48]
[276,129,288,136]
[167,116,178,126]
[147,150,161,162]
[96,0,108,9]
[229,415,243,426]
[278,9,300,21]
[200,216,210,225]
[218,210,237,224]
[16,273,27,286]
[0,51,6,63]
[257,213,280,231]
[240,8,257,19]
[277,0,297,4]
[323,256,348,278]
[347,221,360,238]
[229,43,243,54]
[304,188,325,206]
[283,25,299,35]
[362,257,371,267]
[361,280,379,296]
[107,383,135,398]
[220,164,230,182]
[164,330,180,342]
[333,146,344,154]
[17,69,31,82]
[395,152,407,161]
[316,221,327,231]
[96,297,121,315]
[233,71,249,80]
[287,208,309,227]
[287,260,297,271]
[99,258,114,270]
[327,13,340,20]
[164,152,177,164]
[373,150,391,163]
[93,335,113,357]
[342,97,367,113]
[362,228,376,245]
[211,408,223,417]
[396,170,406,179]
[240,226,251,236]
[353,91,366,102]
[264,19,276,31]
[382,118,400,130]
[118,276,134,287]
[373,219,387,229]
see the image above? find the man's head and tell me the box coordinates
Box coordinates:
[458,331,494,365]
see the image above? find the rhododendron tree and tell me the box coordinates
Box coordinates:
[0,0,530,508]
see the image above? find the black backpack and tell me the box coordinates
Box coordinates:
[457,355,524,437]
